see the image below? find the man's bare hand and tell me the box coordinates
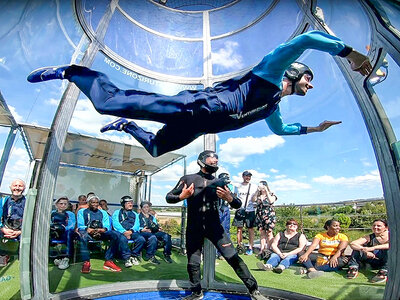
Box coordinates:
[216,186,233,202]
[346,50,372,76]
[179,182,194,200]
[317,120,342,132]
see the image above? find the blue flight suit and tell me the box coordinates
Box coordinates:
[77,208,130,262]
[63,30,352,157]
[50,210,76,258]
[112,208,148,258]
[138,212,172,257]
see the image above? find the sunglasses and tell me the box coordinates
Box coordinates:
[286,223,297,226]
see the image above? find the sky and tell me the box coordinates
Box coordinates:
[0,0,396,207]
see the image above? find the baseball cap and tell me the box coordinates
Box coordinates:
[242,171,252,176]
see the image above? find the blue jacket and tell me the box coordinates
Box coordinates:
[112,209,140,233]
[77,208,111,231]
[51,210,76,231]
[0,195,26,228]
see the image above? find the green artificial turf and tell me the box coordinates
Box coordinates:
[215,255,385,300]
[1,251,386,300]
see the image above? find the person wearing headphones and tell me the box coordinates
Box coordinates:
[112,196,159,265]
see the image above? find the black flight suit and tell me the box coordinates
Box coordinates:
[166,170,258,294]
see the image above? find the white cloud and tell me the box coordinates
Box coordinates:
[219,135,285,166]
[274,174,287,179]
[312,170,381,187]
[269,178,311,191]
[45,98,60,106]
[0,147,31,193]
[270,168,279,173]
[8,105,23,122]
[212,41,244,70]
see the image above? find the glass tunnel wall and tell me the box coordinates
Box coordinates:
[0,0,398,300]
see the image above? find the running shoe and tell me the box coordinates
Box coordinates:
[58,257,70,270]
[164,255,173,264]
[27,65,69,83]
[81,261,91,273]
[370,269,387,283]
[245,249,253,255]
[130,256,140,265]
[148,256,160,265]
[346,267,359,279]
[103,260,122,272]
[250,290,270,300]
[100,118,129,133]
[256,262,273,271]
[273,265,285,274]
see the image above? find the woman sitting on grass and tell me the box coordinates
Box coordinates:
[257,218,307,273]
[298,219,349,279]
[346,219,389,283]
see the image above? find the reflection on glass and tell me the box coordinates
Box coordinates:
[314,0,370,53]
[372,0,400,33]
[212,0,300,75]
[370,54,400,140]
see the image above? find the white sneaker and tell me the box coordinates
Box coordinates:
[54,258,62,266]
[125,258,133,268]
[256,262,273,271]
[130,256,140,265]
[58,257,69,270]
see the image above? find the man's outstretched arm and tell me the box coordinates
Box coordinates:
[265,106,341,135]
[252,30,372,87]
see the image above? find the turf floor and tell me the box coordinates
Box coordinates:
[1,251,385,300]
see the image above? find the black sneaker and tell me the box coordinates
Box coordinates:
[370,269,387,283]
[182,291,204,300]
[164,255,173,264]
[148,256,160,265]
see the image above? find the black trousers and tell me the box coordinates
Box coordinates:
[186,224,258,294]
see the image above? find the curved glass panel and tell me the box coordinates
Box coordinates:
[118,0,204,38]
[104,10,204,77]
[315,0,370,53]
[209,0,274,36]
[370,54,400,139]
[372,0,400,33]
[212,0,301,75]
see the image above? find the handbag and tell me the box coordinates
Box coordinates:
[235,184,251,221]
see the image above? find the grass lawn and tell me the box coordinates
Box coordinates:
[1,251,385,299]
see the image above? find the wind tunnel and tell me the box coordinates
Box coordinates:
[0,0,399,299]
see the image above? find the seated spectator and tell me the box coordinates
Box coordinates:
[139,201,173,263]
[347,219,389,283]
[298,219,348,279]
[77,195,132,273]
[50,196,76,270]
[257,218,307,273]
[99,199,111,216]
[75,194,88,215]
[0,179,26,267]
[112,196,155,265]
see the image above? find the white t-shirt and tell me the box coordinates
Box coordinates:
[234,183,258,212]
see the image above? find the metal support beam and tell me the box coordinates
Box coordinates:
[0,126,18,186]
[27,1,118,298]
